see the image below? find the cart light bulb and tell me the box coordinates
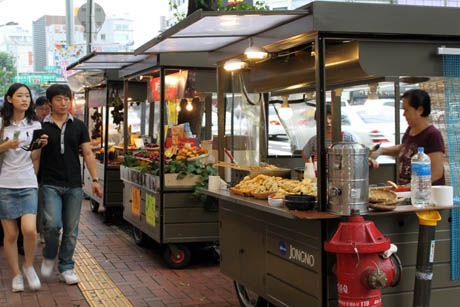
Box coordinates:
[223,58,247,72]
[244,46,268,61]
[186,101,193,111]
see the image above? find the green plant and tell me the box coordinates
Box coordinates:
[217,0,268,11]
[122,153,140,167]
[169,0,187,24]
[0,52,17,97]
[192,163,217,201]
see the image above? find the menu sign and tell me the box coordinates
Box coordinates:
[150,70,188,102]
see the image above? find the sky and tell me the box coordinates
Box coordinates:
[0,0,169,49]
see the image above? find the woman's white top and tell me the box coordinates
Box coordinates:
[0,118,42,189]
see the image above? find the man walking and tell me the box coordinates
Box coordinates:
[39,84,102,284]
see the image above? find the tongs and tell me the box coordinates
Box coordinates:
[224,148,238,165]
[387,180,410,192]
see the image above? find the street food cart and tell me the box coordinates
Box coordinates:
[67,52,148,221]
[135,2,460,306]
[117,53,219,268]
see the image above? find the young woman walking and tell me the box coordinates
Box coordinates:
[0,83,48,292]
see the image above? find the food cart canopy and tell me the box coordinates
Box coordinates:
[66,52,149,71]
[134,2,460,63]
[134,10,307,54]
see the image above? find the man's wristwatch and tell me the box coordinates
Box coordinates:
[92,178,99,183]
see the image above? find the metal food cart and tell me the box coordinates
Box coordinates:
[117,53,220,268]
[135,2,460,306]
[67,52,148,221]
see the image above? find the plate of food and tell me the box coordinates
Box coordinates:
[368,188,402,211]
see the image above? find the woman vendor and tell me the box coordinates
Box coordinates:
[370,89,445,185]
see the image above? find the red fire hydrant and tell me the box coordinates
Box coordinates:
[324,215,402,307]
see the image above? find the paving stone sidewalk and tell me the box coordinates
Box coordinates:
[1,200,239,306]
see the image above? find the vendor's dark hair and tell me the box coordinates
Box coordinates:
[2,83,37,126]
[46,84,72,101]
[314,104,332,121]
[35,95,49,107]
[401,89,431,117]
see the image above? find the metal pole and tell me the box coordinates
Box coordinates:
[230,72,235,157]
[204,94,212,140]
[315,34,327,211]
[159,67,165,196]
[65,0,74,46]
[123,80,129,154]
[316,33,329,307]
[331,88,342,143]
[103,83,110,206]
[85,0,94,54]
[217,66,226,177]
[394,80,401,183]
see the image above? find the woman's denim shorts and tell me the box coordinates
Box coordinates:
[0,188,38,220]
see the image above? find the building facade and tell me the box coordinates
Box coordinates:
[93,17,134,52]
[32,15,85,74]
[0,23,33,73]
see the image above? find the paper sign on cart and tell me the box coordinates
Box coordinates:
[146,193,156,226]
[131,187,141,216]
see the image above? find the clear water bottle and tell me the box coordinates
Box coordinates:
[411,147,432,208]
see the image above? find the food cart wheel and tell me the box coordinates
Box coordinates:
[132,225,149,247]
[89,199,99,213]
[234,282,270,307]
[163,244,191,269]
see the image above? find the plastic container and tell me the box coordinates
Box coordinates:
[268,197,284,208]
[411,147,432,208]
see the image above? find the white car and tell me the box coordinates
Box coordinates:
[268,105,287,139]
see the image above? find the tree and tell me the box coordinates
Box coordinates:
[0,52,17,97]
[187,0,218,16]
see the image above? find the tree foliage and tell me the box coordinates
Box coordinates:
[168,1,268,26]
[0,52,17,97]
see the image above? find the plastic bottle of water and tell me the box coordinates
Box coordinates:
[411,147,432,208]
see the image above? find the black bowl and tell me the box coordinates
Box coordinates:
[284,200,316,211]
[284,194,317,211]
[285,194,316,202]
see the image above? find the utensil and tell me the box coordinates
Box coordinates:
[224,147,237,164]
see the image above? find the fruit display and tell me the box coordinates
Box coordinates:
[230,175,316,199]
[133,150,161,162]
[175,145,208,160]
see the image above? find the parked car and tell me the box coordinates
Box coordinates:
[268,104,287,139]
[269,104,407,155]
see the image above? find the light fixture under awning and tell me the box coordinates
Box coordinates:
[135,10,307,54]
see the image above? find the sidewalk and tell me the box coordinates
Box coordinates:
[0,201,239,306]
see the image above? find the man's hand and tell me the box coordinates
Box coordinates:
[38,134,48,148]
[92,182,103,198]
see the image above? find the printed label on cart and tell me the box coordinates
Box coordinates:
[131,187,141,216]
[429,240,436,263]
[146,193,156,226]
[288,245,315,267]
[279,241,287,256]
[278,240,316,268]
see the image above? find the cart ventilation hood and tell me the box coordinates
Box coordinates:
[241,41,451,94]
[67,70,105,92]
